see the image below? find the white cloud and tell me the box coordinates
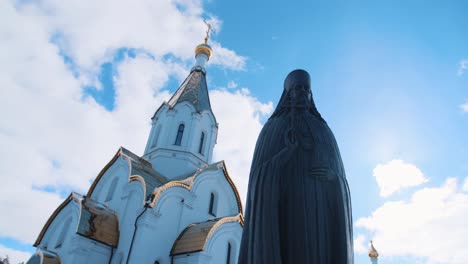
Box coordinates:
[463,177,468,192]
[356,177,468,264]
[354,234,368,255]
[0,245,31,264]
[227,80,238,89]
[0,0,255,250]
[373,160,428,197]
[18,0,245,85]
[210,42,247,71]
[211,88,273,206]
[460,101,468,113]
[457,59,468,76]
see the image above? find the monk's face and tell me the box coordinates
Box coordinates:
[288,83,311,106]
[284,69,312,106]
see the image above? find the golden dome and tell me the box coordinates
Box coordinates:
[368,240,379,259]
[195,43,212,60]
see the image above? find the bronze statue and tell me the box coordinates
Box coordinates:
[238,69,353,263]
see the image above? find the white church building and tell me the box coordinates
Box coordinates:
[27,39,244,264]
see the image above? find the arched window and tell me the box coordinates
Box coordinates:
[198,132,205,155]
[209,192,216,216]
[226,242,232,264]
[105,177,119,202]
[174,124,184,146]
[55,217,71,248]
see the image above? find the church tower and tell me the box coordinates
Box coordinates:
[143,41,217,180]
[368,240,379,264]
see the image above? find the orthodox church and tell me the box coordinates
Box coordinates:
[27,36,244,264]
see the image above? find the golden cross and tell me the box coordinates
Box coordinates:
[203,20,212,44]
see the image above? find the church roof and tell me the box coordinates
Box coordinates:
[34,193,119,248]
[170,214,243,256]
[368,240,379,259]
[167,67,213,113]
[77,196,119,247]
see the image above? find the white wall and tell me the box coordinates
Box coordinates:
[144,102,218,180]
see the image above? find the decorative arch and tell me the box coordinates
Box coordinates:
[150,186,189,212]
[171,100,198,113]
[149,161,242,214]
[123,176,147,207]
[204,221,243,261]
[170,214,243,256]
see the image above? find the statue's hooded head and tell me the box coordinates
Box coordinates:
[284,69,312,106]
[271,69,323,120]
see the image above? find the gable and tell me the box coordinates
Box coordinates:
[149,161,243,215]
[33,193,79,247]
[87,147,168,203]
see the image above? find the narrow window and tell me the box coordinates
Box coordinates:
[174,124,184,146]
[209,192,216,216]
[55,217,71,248]
[105,177,119,202]
[198,132,205,155]
[226,242,232,264]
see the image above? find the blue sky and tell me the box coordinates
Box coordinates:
[206,2,468,262]
[1,0,467,263]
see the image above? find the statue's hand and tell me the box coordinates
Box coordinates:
[308,166,337,181]
[285,128,299,147]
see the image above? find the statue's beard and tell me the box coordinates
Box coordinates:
[270,87,324,123]
[288,88,312,108]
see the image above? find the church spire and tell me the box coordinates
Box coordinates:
[143,23,218,180]
[368,240,379,264]
[193,20,213,69]
[166,21,215,114]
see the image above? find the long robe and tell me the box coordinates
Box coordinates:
[238,70,353,264]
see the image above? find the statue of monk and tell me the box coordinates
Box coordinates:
[238,69,353,264]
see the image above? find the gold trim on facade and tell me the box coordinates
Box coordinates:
[129,175,147,201]
[86,148,123,197]
[206,214,243,240]
[148,161,243,215]
[149,176,195,207]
